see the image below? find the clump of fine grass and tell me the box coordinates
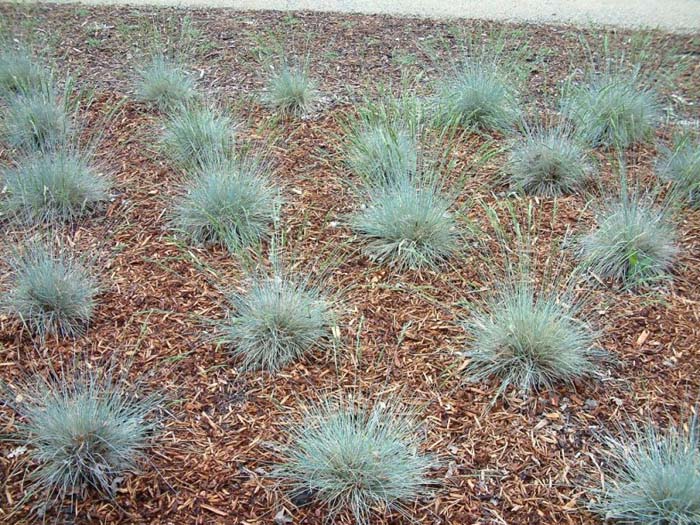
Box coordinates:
[461,201,603,398]
[3,241,99,338]
[264,62,315,116]
[436,58,520,132]
[135,54,196,111]
[580,192,677,288]
[561,72,659,149]
[506,126,594,196]
[1,148,110,224]
[595,416,700,524]
[349,173,460,270]
[220,272,335,372]
[657,138,700,208]
[351,88,427,134]
[2,82,71,151]
[341,91,427,186]
[462,275,601,397]
[171,155,278,253]
[344,121,418,185]
[0,46,46,96]
[160,105,237,170]
[273,396,435,524]
[2,368,159,507]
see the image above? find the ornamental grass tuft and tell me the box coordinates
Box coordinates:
[264,62,315,116]
[220,272,335,372]
[596,416,700,524]
[161,105,237,170]
[273,396,434,524]
[561,72,659,149]
[436,58,520,132]
[462,276,601,397]
[3,241,99,338]
[2,82,71,151]
[0,46,47,97]
[171,155,278,253]
[657,138,700,208]
[344,121,418,186]
[462,202,603,398]
[1,148,110,224]
[506,126,594,196]
[135,54,196,111]
[2,368,159,507]
[580,192,677,288]
[349,173,460,270]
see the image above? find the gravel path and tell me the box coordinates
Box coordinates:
[46,0,700,33]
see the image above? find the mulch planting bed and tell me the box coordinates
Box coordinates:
[0,3,699,524]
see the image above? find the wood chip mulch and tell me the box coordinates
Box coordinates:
[0,3,699,524]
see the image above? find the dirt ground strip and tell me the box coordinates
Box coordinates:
[0,4,699,524]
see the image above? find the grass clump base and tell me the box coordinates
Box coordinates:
[2,87,70,151]
[657,139,700,208]
[507,126,594,196]
[160,105,237,170]
[221,273,335,372]
[171,156,278,253]
[2,148,109,224]
[264,63,315,116]
[350,175,460,270]
[135,54,196,111]
[0,47,46,96]
[462,278,600,397]
[561,73,659,149]
[580,193,677,288]
[344,121,418,185]
[596,416,700,524]
[274,396,434,524]
[3,241,99,338]
[3,368,158,508]
[436,59,520,132]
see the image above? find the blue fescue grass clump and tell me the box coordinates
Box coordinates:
[435,57,520,132]
[2,82,71,151]
[506,126,594,197]
[273,396,435,524]
[171,155,278,253]
[344,121,418,186]
[349,172,460,270]
[1,148,110,224]
[342,91,463,270]
[264,62,316,116]
[580,192,677,288]
[340,92,426,186]
[2,368,159,507]
[560,71,659,149]
[160,104,237,170]
[135,54,196,111]
[0,46,47,97]
[3,241,99,338]
[461,202,604,398]
[462,276,601,397]
[657,137,700,208]
[220,272,335,372]
[596,416,700,524]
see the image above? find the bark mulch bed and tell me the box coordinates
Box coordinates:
[0,3,699,524]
